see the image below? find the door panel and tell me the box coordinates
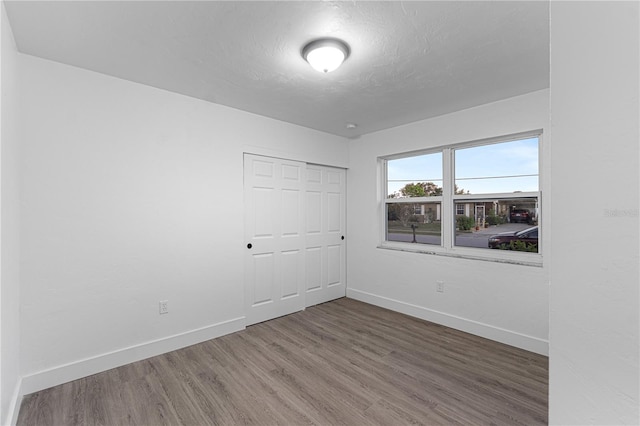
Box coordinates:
[305,191,322,233]
[327,191,341,232]
[281,250,301,298]
[253,188,275,237]
[281,189,300,236]
[305,247,322,291]
[304,165,346,307]
[252,253,275,305]
[327,244,342,286]
[244,154,305,325]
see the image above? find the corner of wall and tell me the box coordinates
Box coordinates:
[1,1,23,424]
[3,378,22,426]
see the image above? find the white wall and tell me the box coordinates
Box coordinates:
[347,89,550,355]
[549,2,639,424]
[18,54,348,396]
[0,2,21,424]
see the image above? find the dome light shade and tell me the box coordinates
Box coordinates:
[302,38,350,73]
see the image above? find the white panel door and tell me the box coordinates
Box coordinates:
[244,154,306,325]
[305,165,346,307]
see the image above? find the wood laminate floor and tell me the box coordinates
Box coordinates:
[18,298,548,425]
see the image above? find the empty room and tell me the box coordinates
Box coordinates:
[1,1,638,425]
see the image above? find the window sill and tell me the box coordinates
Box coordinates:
[377,241,543,267]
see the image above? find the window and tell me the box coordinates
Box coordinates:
[383,132,541,264]
[386,152,442,245]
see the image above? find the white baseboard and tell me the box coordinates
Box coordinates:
[20,317,245,397]
[347,288,548,356]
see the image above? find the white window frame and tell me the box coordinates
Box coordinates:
[380,130,543,267]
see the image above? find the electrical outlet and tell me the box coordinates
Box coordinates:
[159,300,169,314]
[436,281,445,293]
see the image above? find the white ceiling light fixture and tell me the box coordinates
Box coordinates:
[302,38,350,73]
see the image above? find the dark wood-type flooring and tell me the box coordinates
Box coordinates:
[18,298,548,425]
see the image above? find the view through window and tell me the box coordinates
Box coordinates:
[386,152,443,245]
[385,135,540,255]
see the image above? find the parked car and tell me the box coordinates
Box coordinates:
[488,226,538,249]
[510,208,532,224]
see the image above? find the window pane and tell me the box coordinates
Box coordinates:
[454,138,538,194]
[387,152,442,197]
[387,202,441,245]
[454,197,538,252]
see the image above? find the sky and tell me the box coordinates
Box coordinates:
[387,137,539,195]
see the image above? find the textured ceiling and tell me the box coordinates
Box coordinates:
[5,1,549,138]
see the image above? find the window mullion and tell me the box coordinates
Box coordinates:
[442,148,454,249]
[380,158,388,243]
